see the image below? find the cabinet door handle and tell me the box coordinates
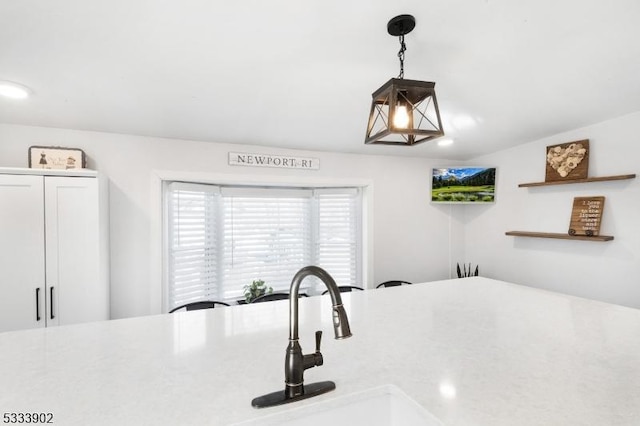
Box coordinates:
[50,287,55,320]
[35,288,41,321]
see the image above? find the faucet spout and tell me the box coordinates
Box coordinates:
[289,266,352,342]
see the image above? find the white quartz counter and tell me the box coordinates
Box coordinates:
[1,277,639,425]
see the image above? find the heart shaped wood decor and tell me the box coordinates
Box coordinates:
[545,140,589,182]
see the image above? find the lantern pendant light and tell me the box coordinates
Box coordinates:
[365,14,445,146]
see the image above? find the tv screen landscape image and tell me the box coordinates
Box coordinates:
[431,167,496,203]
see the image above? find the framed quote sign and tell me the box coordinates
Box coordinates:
[568,196,605,236]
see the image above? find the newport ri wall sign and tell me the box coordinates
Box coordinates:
[228,152,320,170]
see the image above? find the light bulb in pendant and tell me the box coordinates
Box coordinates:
[394,104,410,128]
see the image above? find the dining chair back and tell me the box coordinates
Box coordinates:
[321,286,364,295]
[251,292,309,303]
[169,300,230,313]
[375,280,412,288]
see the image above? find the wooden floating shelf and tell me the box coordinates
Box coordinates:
[505,231,614,241]
[518,174,636,187]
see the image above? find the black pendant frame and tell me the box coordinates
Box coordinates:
[365,78,444,146]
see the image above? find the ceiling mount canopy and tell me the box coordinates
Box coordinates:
[365,14,444,146]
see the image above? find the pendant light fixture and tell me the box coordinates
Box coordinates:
[365,14,444,146]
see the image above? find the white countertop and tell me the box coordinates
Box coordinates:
[1,277,639,425]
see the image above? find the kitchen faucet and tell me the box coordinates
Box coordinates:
[251,266,352,408]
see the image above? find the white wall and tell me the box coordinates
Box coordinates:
[3,112,637,318]
[0,123,456,319]
[466,112,640,309]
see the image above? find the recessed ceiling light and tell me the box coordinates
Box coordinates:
[438,138,454,147]
[439,381,457,399]
[0,81,31,99]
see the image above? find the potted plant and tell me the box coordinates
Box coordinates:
[243,279,273,303]
[456,263,479,278]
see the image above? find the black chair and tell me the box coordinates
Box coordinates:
[375,280,412,289]
[321,286,364,295]
[251,292,289,303]
[251,292,308,303]
[169,300,230,313]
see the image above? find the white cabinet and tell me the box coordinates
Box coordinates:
[0,174,45,331]
[0,169,109,332]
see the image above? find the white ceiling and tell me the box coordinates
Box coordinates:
[1,0,639,160]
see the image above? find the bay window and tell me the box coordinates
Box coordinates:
[165,182,362,310]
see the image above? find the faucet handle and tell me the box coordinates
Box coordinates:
[315,330,322,353]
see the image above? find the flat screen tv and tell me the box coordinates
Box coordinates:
[431,167,496,204]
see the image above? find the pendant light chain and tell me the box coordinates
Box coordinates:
[397,34,407,79]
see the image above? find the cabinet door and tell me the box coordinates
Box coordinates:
[44,177,103,327]
[0,175,46,332]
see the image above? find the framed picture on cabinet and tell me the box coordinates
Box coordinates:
[28,146,86,170]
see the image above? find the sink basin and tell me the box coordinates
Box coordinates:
[235,385,443,426]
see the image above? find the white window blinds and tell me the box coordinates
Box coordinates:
[165,183,362,310]
[315,188,362,290]
[166,182,220,309]
[220,187,313,299]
